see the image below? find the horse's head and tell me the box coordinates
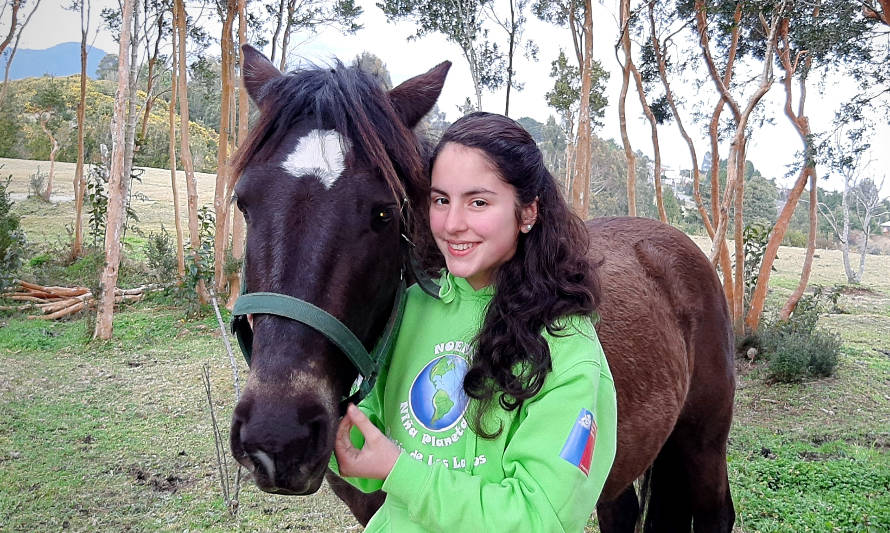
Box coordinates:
[228,46,448,495]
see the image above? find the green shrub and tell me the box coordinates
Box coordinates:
[144,226,178,284]
[0,175,27,291]
[28,167,48,199]
[28,253,52,268]
[782,228,808,248]
[765,328,841,382]
[743,222,773,307]
[758,287,842,382]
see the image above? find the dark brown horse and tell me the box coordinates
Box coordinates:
[229,45,735,532]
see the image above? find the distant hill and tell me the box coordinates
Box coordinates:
[0,42,110,80]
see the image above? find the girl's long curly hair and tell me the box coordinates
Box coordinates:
[429,112,602,438]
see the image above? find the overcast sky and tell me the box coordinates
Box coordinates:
[13,0,890,196]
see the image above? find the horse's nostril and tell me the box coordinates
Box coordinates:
[250,449,277,481]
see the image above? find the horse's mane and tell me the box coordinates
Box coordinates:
[230,63,428,211]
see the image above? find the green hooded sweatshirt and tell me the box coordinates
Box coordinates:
[332,273,617,532]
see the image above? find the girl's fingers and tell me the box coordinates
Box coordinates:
[335,414,355,455]
[347,404,379,439]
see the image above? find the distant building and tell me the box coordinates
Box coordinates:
[881,221,890,235]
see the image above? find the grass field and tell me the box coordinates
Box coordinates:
[1,158,889,531]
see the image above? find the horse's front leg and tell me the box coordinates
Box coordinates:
[324,468,385,526]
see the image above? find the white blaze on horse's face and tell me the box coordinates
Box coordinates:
[280,129,350,189]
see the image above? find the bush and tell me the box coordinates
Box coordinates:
[144,227,178,284]
[782,229,808,248]
[757,287,842,382]
[0,175,27,291]
[765,328,841,382]
[28,167,48,199]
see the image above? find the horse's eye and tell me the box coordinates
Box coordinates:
[371,206,395,232]
[236,198,249,222]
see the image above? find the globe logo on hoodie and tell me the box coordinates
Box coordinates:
[409,354,469,431]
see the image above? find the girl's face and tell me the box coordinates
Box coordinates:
[429,143,536,290]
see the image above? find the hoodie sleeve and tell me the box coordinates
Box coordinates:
[380,329,617,533]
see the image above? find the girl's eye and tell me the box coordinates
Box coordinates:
[433,197,448,206]
[471,199,487,207]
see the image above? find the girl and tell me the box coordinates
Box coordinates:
[333,112,617,532]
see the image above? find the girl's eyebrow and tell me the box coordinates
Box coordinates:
[430,186,498,197]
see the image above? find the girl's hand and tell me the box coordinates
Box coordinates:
[334,404,401,480]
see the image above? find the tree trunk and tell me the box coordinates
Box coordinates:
[571,0,593,219]
[0,0,21,57]
[122,0,140,228]
[214,0,236,294]
[733,143,745,334]
[841,174,855,283]
[38,119,57,202]
[0,0,39,106]
[780,168,817,320]
[698,2,740,306]
[617,0,635,217]
[858,214,870,282]
[227,0,248,309]
[70,0,89,261]
[746,16,815,331]
[563,135,574,198]
[503,0,515,117]
[94,0,134,340]
[168,2,185,277]
[279,0,295,71]
[628,58,666,223]
[698,1,782,334]
[139,15,164,142]
[649,3,711,232]
[176,0,208,303]
[270,0,285,66]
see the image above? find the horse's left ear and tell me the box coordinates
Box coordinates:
[241,44,282,105]
[388,61,451,129]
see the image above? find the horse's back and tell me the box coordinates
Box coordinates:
[586,217,734,501]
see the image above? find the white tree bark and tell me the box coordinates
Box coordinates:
[94,0,134,340]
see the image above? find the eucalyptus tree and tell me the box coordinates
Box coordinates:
[226,0,249,306]
[95,0,135,340]
[0,0,41,106]
[267,0,362,71]
[27,78,72,202]
[747,0,874,328]
[0,1,23,57]
[619,0,668,223]
[545,48,607,198]
[533,0,597,218]
[379,0,505,112]
[212,0,238,294]
[65,0,90,260]
[174,0,207,303]
[138,0,173,143]
[483,0,537,116]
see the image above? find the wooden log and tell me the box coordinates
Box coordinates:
[0,303,35,311]
[32,301,88,320]
[39,295,92,313]
[8,295,46,303]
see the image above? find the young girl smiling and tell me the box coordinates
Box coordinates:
[333,112,617,532]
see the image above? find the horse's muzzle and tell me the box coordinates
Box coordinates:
[230,394,333,495]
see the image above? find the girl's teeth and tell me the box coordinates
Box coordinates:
[451,243,472,251]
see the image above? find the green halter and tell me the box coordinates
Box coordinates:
[230,235,439,410]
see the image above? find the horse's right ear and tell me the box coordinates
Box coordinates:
[241,44,282,105]
[388,61,451,129]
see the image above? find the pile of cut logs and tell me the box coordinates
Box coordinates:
[0,280,159,319]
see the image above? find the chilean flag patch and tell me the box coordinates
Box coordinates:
[559,408,597,476]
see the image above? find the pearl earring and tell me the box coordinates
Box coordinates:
[525,224,533,231]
